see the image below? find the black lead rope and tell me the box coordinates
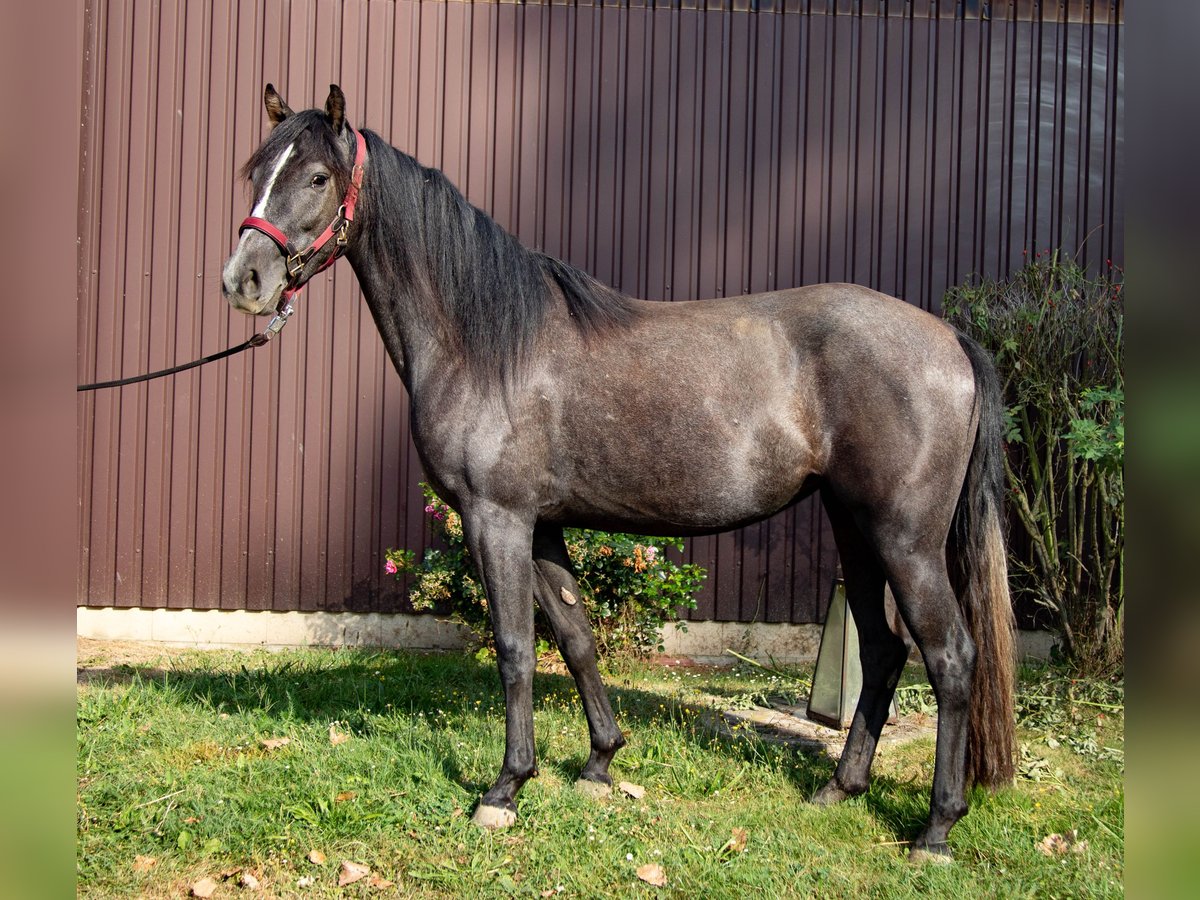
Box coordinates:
[77,302,295,392]
[76,334,267,392]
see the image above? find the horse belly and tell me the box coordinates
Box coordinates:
[553,388,817,533]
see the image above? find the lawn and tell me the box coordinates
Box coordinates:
[77,641,1123,898]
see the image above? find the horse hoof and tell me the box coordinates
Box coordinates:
[811,780,851,807]
[908,847,953,866]
[574,778,612,800]
[471,804,516,830]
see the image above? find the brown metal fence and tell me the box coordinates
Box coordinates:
[77,0,1124,623]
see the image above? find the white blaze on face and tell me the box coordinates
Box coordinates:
[236,141,296,252]
[253,141,296,217]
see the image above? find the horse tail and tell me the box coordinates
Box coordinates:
[951,331,1017,788]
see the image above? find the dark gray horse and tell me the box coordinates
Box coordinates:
[222,85,1016,861]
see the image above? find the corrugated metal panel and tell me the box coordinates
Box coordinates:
[79,0,1123,624]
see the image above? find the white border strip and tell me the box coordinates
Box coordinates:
[77,607,470,652]
[78,608,1057,662]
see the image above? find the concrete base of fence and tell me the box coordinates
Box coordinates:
[659,621,1057,665]
[76,607,473,652]
[77,607,1058,663]
[660,621,826,665]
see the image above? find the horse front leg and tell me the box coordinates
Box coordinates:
[463,505,538,830]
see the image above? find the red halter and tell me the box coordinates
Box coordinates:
[238,125,368,326]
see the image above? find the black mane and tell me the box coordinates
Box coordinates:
[246,111,636,382]
[357,129,637,381]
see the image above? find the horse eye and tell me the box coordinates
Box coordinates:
[311,174,329,189]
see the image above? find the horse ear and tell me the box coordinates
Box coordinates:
[264,84,293,127]
[325,84,346,134]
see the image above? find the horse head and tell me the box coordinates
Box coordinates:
[222,84,363,316]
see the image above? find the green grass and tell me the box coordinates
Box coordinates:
[77,645,1123,898]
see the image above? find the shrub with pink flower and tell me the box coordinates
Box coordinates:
[384,482,705,657]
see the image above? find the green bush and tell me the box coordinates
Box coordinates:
[385,485,706,658]
[944,251,1123,674]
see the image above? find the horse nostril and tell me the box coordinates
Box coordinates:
[240,268,261,300]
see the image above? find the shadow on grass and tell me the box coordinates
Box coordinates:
[79,648,940,842]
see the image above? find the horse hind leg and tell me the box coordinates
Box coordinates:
[812,491,909,806]
[875,536,976,862]
[532,525,626,795]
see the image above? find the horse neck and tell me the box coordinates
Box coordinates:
[344,191,447,394]
[343,137,551,401]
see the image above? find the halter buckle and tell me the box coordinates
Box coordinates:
[286,250,310,279]
[335,205,350,247]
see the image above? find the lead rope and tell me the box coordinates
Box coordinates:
[76,302,295,392]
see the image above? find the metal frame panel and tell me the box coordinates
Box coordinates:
[79,0,1123,623]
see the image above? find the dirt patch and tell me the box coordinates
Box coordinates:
[706,694,936,757]
[77,638,185,684]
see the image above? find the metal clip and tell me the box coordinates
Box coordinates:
[259,302,295,342]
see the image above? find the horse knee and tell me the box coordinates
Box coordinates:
[494,638,535,684]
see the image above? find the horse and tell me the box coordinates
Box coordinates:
[221,85,1016,862]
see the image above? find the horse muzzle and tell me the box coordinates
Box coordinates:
[222,248,286,316]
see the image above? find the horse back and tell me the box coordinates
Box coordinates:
[511,283,977,533]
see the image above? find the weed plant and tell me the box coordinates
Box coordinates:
[945,252,1124,674]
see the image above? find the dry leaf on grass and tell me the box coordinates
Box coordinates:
[329,724,350,746]
[1037,830,1089,856]
[296,875,315,888]
[133,855,157,872]
[726,827,749,854]
[307,849,326,865]
[368,874,395,889]
[191,877,219,898]
[618,781,646,800]
[260,736,291,751]
[338,860,371,886]
[335,790,357,803]
[635,863,667,887]
[239,871,261,890]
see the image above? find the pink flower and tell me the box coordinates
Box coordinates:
[424,504,436,515]
[385,559,398,575]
